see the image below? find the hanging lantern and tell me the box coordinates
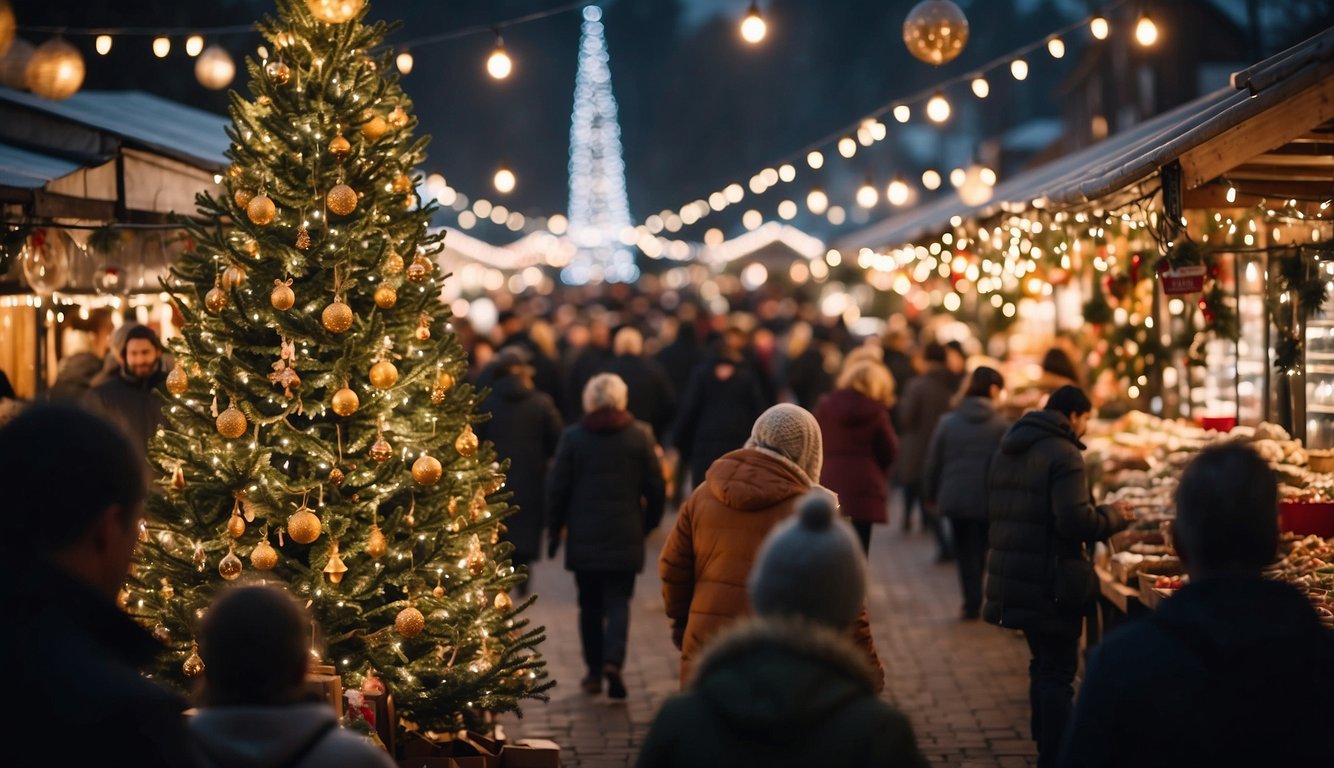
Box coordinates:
[196,45,235,90]
[25,37,84,100]
[902,0,969,66]
[20,228,70,296]
[307,0,364,24]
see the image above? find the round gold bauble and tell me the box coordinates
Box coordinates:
[234,188,255,209]
[432,584,445,598]
[369,435,392,463]
[374,283,397,309]
[251,539,278,570]
[287,507,322,544]
[205,286,228,314]
[369,360,398,390]
[395,605,425,638]
[26,37,85,101]
[328,132,351,159]
[328,466,345,487]
[326,183,357,216]
[271,280,295,311]
[216,406,248,439]
[331,386,359,416]
[265,60,291,84]
[322,298,354,333]
[415,325,431,342]
[247,194,277,226]
[902,0,969,66]
[219,550,243,580]
[412,453,442,485]
[226,513,246,539]
[392,173,413,195]
[382,250,404,275]
[183,645,205,678]
[494,591,513,611]
[361,113,389,142]
[437,371,456,393]
[166,365,189,395]
[367,525,387,558]
[455,424,479,457]
[388,105,409,129]
[406,253,432,283]
[307,0,364,23]
[221,264,245,290]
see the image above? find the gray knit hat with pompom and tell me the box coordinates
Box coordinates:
[747,491,866,628]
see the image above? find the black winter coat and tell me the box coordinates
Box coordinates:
[547,409,666,572]
[602,354,677,442]
[476,375,563,562]
[894,365,957,485]
[1058,576,1334,768]
[783,347,832,410]
[672,354,769,486]
[922,397,1009,521]
[84,366,167,455]
[982,410,1127,633]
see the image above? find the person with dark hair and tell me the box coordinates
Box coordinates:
[983,384,1132,768]
[922,366,1009,620]
[637,492,926,768]
[672,324,770,489]
[84,324,168,454]
[942,339,967,389]
[1057,444,1334,767]
[190,584,396,767]
[0,405,202,768]
[894,341,958,560]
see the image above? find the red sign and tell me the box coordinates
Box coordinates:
[1157,263,1207,295]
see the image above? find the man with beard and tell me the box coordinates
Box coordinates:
[85,325,168,455]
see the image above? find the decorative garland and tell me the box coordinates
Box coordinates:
[1269,246,1332,375]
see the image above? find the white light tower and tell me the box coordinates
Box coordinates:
[565,5,637,285]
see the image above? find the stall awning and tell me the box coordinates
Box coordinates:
[0,142,84,189]
[838,28,1334,252]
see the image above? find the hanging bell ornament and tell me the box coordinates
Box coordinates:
[328,132,352,159]
[322,297,354,333]
[367,525,387,558]
[331,385,359,416]
[374,283,398,309]
[219,548,243,580]
[388,105,409,129]
[271,279,295,311]
[227,510,246,539]
[183,642,205,678]
[382,250,404,275]
[296,226,312,250]
[251,538,278,570]
[361,112,389,141]
[369,360,398,390]
[221,264,246,290]
[166,365,189,395]
[323,541,349,584]
[495,591,513,611]
[392,172,413,195]
[455,424,479,457]
[216,405,248,439]
[205,284,228,314]
[234,188,255,209]
[395,605,425,637]
[412,453,443,485]
[327,183,358,216]
[287,506,322,545]
[369,434,392,463]
[328,466,345,487]
[406,252,432,283]
[265,60,291,84]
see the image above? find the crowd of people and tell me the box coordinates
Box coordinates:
[3,287,1333,767]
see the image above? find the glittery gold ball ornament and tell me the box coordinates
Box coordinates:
[227,512,246,539]
[322,297,354,333]
[415,324,431,342]
[361,112,389,141]
[395,605,425,637]
[406,252,432,283]
[219,550,243,580]
[327,183,357,216]
[251,539,278,570]
[392,173,413,195]
[902,0,969,66]
[374,283,397,309]
[271,279,295,311]
[382,250,404,275]
[328,467,345,487]
[455,424,479,457]
[369,434,392,463]
[166,365,189,395]
[369,360,398,390]
[183,643,205,678]
[216,406,248,439]
[331,386,359,416]
[265,60,291,84]
[205,285,228,314]
[495,591,513,611]
[287,507,322,545]
[367,525,387,558]
[234,188,255,209]
[412,453,442,485]
[388,105,409,129]
[221,264,245,290]
[247,194,277,226]
[328,132,351,159]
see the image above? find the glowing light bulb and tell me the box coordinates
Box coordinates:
[887,177,911,207]
[926,92,951,124]
[153,36,171,58]
[1090,15,1110,40]
[838,136,857,158]
[856,177,879,209]
[1226,185,1237,204]
[397,51,414,75]
[971,76,989,98]
[922,169,942,191]
[1135,13,1159,47]
[1010,58,1028,80]
[1047,36,1065,58]
[893,104,911,124]
[493,166,516,194]
[487,36,512,79]
[740,2,767,44]
[186,35,204,57]
[806,187,829,215]
[95,35,112,56]
[807,150,824,169]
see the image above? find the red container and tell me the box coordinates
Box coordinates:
[1199,415,1237,432]
[1279,501,1334,538]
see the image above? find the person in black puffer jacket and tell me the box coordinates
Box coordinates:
[983,385,1131,768]
[547,373,666,699]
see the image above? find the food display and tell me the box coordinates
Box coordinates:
[1267,534,1334,628]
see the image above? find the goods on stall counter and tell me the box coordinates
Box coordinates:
[1266,533,1334,628]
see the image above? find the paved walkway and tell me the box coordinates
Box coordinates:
[496,503,1038,768]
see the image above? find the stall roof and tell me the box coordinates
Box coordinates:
[838,28,1334,252]
[0,142,83,189]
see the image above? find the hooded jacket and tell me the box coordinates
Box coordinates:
[84,363,168,454]
[189,702,395,768]
[1058,576,1334,768]
[922,396,1009,521]
[659,448,884,689]
[982,409,1126,633]
[635,618,926,768]
[672,352,770,482]
[894,365,959,485]
[815,388,898,524]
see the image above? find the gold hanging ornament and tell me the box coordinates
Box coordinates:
[221,264,245,290]
[374,283,398,309]
[902,0,969,66]
[367,524,387,558]
[219,547,243,580]
[327,183,358,216]
[465,535,488,577]
[392,172,413,195]
[495,591,513,611]
[265,59,291,84]
[271,278,295,311]
[166,365,189,395]
[248,194,277,227]
[406,252,432,283]
[216,403,248,439]
[183,642,205,678]
[172,463,186,490]
[382,249,404,275]
[361,111,389,141]
[328,466,345,487]
[234,188,255,209]
[205,276,228,315]
[322,296,354,334]
[369,430,392,463]
[412,452,442,485]
[331,384,359,416]
[226,503,246,538]
[455,424,478,457]
[287,498,322,544]
[307,0,365,24]
[370,360,398,390]
[323,540,348,584]
[328,132,351,159]
[296,226,312,250]
[432,575,444,599]
[395,604,425,638]
[431,370,456,405]
[251,537,278,570]
[242,237,260,256]
[388,105,409,129]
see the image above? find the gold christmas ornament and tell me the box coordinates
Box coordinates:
[360,112,389,142]
[392,173,413,195]
[166,365,189,395]
[152,624,170,643]
[415,325,431,342]
[234,188,255,209]
[331,386,359,416]
[219,549,243,580]
[322,297,354,333]
[183,643,205,678]
[221,264,246,290]
[326,183,358,216]
[307,0,364,23]
[374,283,398,309]
[328,132,351,159]
[173,464,186,490]
[296,226,312,250]
[251,538,278,570]
[369,434,392,463]
[227,510,246,538]
[323,541,348,584]
[436,371,456,393]
[466,548,488,577]
[271,279,295,311]
[395,605,425,638]
[369,360,398,390]
[367,525,387,558]
[432,583,445,598]
[205,285,228,314]
[247,194,277,226]
[328,466,345,487]
[903,0,969,66]
[388,105,409,129]
[412,453,443,485]
[382,250,404,275]
[287,506,322,545]
[265,59,291,84]
[216,405,248,439]
[406,252,432,283]
[242,238,260,256]
[455,424,479,457]
[494,591,513,611]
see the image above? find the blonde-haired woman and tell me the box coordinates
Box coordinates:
[814,360,898,553]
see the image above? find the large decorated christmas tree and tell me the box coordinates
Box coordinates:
[126,0,551,734]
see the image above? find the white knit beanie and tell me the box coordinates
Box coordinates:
[745,403,823,484]
[747,491,866,628]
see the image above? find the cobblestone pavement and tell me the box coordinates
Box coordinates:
[496,502,1038,768]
